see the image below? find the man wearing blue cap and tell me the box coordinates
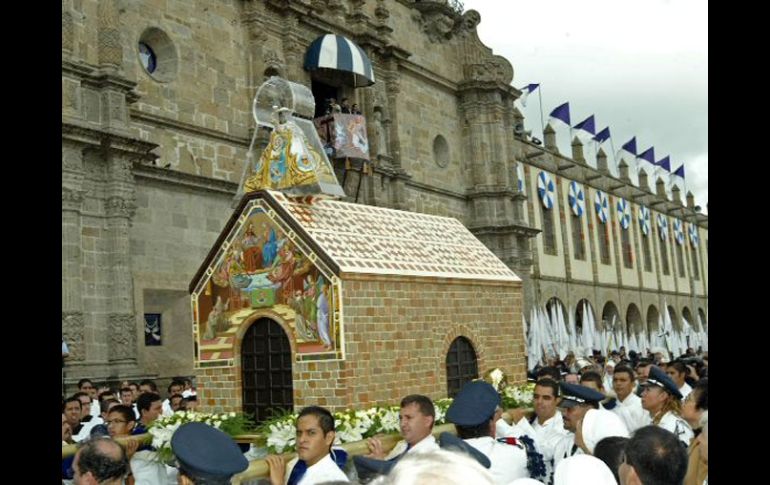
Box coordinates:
[552,382,604,467]
[171,422,249,484]
[640,365,693,446]
[446,380,529,484]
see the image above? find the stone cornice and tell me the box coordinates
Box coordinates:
[62,121,158,162]
[129,109,250,146]
[457,79,518,98]
[400,60,457,93]
[466,186,518,199]
[132,163,238,196]
[535,275,707,300]
[405,178,465,200]
[62,59,139,102]
[469,224,541,238]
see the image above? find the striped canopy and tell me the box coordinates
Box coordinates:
[304,34,375,86]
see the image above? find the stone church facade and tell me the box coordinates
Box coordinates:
[61,0,707,394]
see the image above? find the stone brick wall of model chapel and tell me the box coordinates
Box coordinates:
[196,277,525,413]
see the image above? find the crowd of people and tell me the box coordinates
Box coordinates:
[62,377,199,484]
[62,345,708,485]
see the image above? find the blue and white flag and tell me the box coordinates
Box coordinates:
[616,137,637,162]
[548,102,571,128]
[519,83,540,107]
[593,127,611,145]
[670,164,686,193]
[637,146,656,177]
[573,115,596,139]
[654,155,670,180]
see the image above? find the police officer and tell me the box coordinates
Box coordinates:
[640,366,693,447]
[552,382,604,466]
[446,381,529,484]
[171,422,249,484]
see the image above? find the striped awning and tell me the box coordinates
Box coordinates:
[304,34,375,86]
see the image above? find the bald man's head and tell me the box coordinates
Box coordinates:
[73,437,129,484]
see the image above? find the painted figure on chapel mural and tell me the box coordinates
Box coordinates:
[198,207,338,358]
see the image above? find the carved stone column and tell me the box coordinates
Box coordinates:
[383,61,409,210]
[62,142,86,365]
[62,0,74,56]
[104,153,139,369]
[97,0,122,71]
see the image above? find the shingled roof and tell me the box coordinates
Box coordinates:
[190,190,520,293]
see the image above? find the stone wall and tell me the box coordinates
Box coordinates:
[130,167,236,380]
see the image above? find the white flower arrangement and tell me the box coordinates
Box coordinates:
[502,382,535,409]
[148,410,251,464]
[256,392,525,454]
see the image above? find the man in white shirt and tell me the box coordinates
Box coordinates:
[353,395,441,481]
[611,365,649,432]
[366,394,439,459]
[161,380,185,417]
[665,361,692,401]
[499,378,570,484]
[266,406,349,485]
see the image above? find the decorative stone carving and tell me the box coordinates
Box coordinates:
[412,1,461,43]
[62,0,74,54]
[108,155,133,181]
[105,196,137,219]
[62,187,85,212]
[97,0,122,69]
[263,50,285,77]
[375,0,390,21]
[463,55,514,85]
[108,313,137,361]
[460,9,481,31]
[62,311,85,361]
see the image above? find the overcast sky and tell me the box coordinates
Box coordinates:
[461,0,708,212]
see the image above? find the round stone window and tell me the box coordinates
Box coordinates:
[433,135,449,168]
[137,28,178,82]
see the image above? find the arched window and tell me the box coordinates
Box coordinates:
[571,213,585,260]
[598,222,611,265]
[621,227,633,268]
[540,202,557,255]
[641,226,652,272]
[658,227,670,275]
[690,244,700,280]
[676,243,686,277]
[446,337,478,398]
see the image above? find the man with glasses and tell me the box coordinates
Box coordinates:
[618,426,687,485]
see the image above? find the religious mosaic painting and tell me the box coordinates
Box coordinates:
[192,200,343,368]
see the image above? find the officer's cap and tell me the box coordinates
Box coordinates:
[557,383,604,408]
[446,381,501,427]
[642,366,683,399]
[171,422,248,480]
